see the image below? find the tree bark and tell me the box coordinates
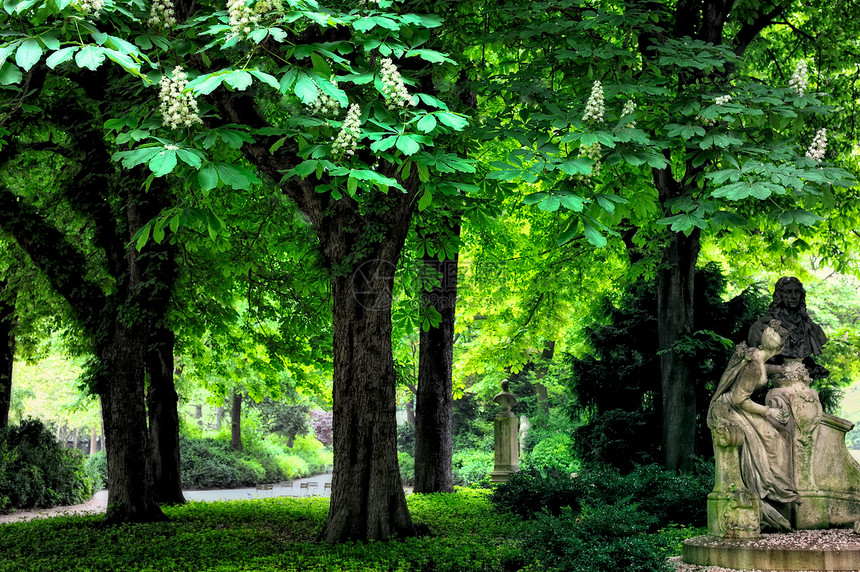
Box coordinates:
[90,426,98,456]
[215,406,224,430]
[100,323,166,524]
[413,224,460,494]
[146,326,185,505]
[231,391,242,452]
[656,228,701,472]
[0,282,14,429]
[325,250,413,541]
[195,404,203,430]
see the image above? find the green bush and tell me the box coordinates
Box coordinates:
[452,448,493,486]
[521,432,580,477]
[398,451,414,485]
[289,434,332,475]
[85,451,108,490]
[0,419,96,512]
[491,462,711,530]
[276,454,309,479]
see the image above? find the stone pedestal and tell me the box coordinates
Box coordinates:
[708,426,761,539]
[490,380,519,483]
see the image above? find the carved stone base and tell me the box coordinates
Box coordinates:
[683,533,860,571]
[708,491,761,539]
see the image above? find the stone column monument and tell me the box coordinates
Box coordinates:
[490,380,519,483]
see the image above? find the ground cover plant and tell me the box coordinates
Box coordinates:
[0,487,701,572]
[0,490,524,572]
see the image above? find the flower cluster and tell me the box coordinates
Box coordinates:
[805,128,827,163]
[715,94,732,106]
[158,66,203,129]
[583,142,602,177]
[332,104,362,159]
[310,94,340,117]
[582,80,605,123]
[380,58,413,109]
[621,99,635,126]
[790,61,808,96]
[77,0,105,18]
[227,0,260,38]
[358,0,381,7]
[148,0,176,28]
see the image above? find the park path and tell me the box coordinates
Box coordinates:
[0,472,336,525]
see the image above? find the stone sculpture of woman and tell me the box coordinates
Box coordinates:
[708,320,804,531]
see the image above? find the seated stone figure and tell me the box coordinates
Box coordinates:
[708,320,801,532]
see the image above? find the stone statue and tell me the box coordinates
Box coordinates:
[747,276,829,379]
[708,320,801,531]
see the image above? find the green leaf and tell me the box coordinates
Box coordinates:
[370,136,398,153]
[15,38,42,71]
[436,112,468,130]
[558,192,585,212]
[75,46,105,71]
[224,70,253,91]
[396,135,420,155]
[135,225,151,251]
[0,62,22,85]
[583,218,607,247]
[294,72,319,104]
[559,157,591,175]
[416,114,437,133]
[149,149,178,177]
[38,32,60,51]
[45,46,77,68]
[250,70,280,90]
[417,189,432,211]
[177,149,203,169]
[198,163,219,190]
[346,176,358,196]
[215,163,259,190]
[524,192,547,205]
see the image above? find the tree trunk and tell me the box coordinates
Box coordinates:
[657,228,701,472]
[413,225,459,494]
[230,391,242,452]
[405,398,415,425]
[215,406,224,430]
[0,283,13,429]
[90,426,98,456]
[325,254,413,541]
[100,324,166,524]
[146,326,185,505]
[195,404,203,430]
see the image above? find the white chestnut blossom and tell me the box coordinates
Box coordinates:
[582,80,605,123]
[332,104,362,159]
[790,61,808,96]
[158,66,203,129]
[227,0,260,39]
[805,128,827,163]
[583,142,602,176]
[380,58,414,109]
[621,99,635,126]
[310,94,340,117]
[148,0,177,28]
[715,94,732,106]
[77,0,104,18]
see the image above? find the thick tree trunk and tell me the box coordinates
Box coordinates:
[146,327,185,505]
[231,392,242,452]
[100,325,165,524]
[657,228,701,472]
[413,226,459,494]
[0,285,13,429]
[325,255,413,542]
[405,398,415,425]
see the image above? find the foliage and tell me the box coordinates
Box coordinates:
[0,419,95,512]
[491,462,711,530]
[85,451,107,491]
[521,432,579,478]
[398,451,414,486]
[0,490,528,572]
[397,421,415,454]
[309,410,333,448]
[565,263,768,469]
[451,448,493,487]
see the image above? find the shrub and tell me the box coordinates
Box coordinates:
[276,454,309,479]
[85,451,108,490]
[397,422,415,454]
[452,448,493,486]
[491,461,711,530]
[0,419,96,512]
[398,451,414,485]
[521,432,580,477]
[520,501,669,572]
[289,434,332,475]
